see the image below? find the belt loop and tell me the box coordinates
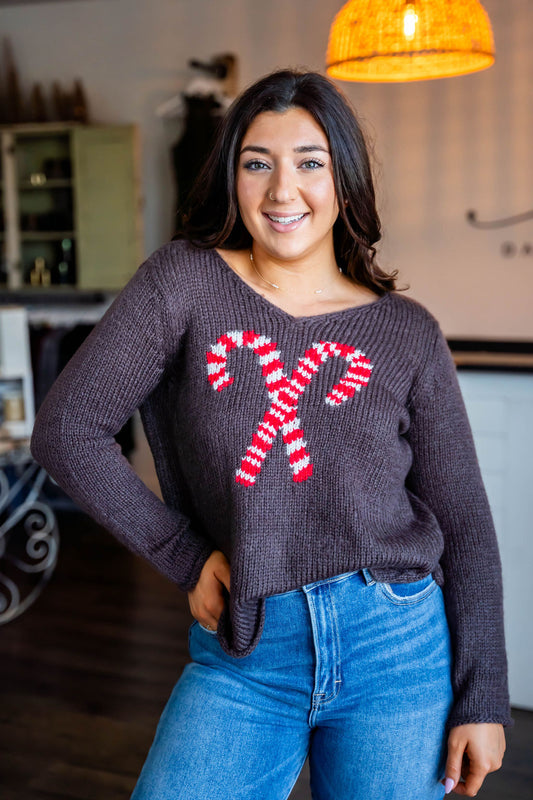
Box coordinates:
[361,567,376,586]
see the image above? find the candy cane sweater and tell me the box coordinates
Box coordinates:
[30,239,512,729]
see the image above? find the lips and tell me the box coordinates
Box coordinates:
[263,211,309,232]
[266,213,306,225]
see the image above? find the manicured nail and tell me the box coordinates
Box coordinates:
[444,777,455,794]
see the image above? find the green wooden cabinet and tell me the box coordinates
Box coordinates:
[0,122,142,291]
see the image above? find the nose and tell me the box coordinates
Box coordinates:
[268,163,297,203]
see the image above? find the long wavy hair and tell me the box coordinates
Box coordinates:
[177,68,399,294]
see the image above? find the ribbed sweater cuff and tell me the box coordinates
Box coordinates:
[446,670,514,730]
[176,537,214,592]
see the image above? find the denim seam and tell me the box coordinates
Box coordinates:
[301,570,361,593]
[328,583,342,701]
[316,586,338,703]
[377,579,438,606]
[310,585,342,708]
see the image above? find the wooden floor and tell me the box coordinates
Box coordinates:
[0,510,531,800]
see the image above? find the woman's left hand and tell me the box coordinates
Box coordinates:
[443,723,506,796]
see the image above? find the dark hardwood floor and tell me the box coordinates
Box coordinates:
[0,510,531,799]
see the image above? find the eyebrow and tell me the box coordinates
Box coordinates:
[239,144,330,156]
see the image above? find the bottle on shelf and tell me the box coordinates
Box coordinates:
[30,83,48,123]
[30,256,51,286]
[72,79,89,124]
[54,238,76,284]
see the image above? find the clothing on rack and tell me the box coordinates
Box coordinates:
[30,324,134,456]
[172,94,224,222]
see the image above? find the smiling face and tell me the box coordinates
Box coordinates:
[235,107,340,265]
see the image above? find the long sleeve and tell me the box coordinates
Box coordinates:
[405,323,512,728]
[30,254,214,591]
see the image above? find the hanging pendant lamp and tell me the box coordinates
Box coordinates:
[326,0,495,82]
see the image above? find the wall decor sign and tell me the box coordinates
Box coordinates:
[467,208,533,260]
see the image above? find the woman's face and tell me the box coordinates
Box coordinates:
[235,107,339,263]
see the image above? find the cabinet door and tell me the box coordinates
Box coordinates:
[72,126,142,290]
[458,371,533,710]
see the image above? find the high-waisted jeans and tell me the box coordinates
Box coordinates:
[130,569,454,800]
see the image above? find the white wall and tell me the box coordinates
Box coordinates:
[2,0,532,338]
[459,371,533,710]
[0,0,344,258]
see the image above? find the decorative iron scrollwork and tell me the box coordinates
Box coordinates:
[0,446,59,623]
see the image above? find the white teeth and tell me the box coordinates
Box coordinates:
[267,214,305,224]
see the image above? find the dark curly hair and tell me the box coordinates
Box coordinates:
[177,68,399,294]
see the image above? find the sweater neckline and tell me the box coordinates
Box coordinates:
[211,248,392,324]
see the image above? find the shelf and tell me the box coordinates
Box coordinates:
[0,121,84,135]
[0,287,108,305]
[19,179,72,190]
[0,372,27,380]
[20,231,76,242]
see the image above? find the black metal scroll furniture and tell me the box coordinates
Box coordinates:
[0,438,59,624]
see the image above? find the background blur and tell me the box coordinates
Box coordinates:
[2,0,532,336]
[0,2,531,798]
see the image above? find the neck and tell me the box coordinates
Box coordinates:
[249,245,342,296]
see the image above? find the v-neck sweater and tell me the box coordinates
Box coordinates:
[30,239,512,729]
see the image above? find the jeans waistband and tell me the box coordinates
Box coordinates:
[268,569,375,599]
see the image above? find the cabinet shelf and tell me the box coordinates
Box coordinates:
[19,179,73,190]
[20,231,76,242]
[1,123,142,291]
[0,231,75,242]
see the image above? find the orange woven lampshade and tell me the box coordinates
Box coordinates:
[326,0,495,82]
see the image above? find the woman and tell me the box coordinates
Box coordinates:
[30,69,510,800]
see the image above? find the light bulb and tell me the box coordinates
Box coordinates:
[404,4,418,40]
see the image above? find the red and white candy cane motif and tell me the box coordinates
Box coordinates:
[206,330,373,486]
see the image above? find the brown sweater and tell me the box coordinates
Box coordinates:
[30,239,512,729]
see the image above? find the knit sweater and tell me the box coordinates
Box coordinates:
[30,239,512,729]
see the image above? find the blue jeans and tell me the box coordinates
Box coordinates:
[130,569,453,800]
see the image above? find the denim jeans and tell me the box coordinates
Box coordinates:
[130,569,453,800]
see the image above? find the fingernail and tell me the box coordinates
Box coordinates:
[444,777,455,794]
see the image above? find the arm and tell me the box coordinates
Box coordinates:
[405,322,511,794]
[30,252,213,591]
[405,322,511,729]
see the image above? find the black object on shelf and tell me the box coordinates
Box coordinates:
[43,158,72,180]
[20,210,74,233]
[0,289,107,306]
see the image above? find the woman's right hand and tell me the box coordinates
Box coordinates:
[187,549,231,630]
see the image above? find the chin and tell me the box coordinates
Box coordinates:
[259,237,314,260]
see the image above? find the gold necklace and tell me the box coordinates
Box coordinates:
[249,251,342,295]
